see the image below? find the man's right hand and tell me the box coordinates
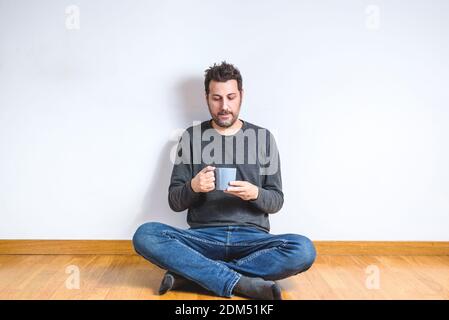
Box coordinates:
[191,166,216,193]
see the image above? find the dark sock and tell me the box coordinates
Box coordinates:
[233,275,282,300]
[158,271,190,295]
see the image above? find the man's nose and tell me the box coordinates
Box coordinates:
[220,99,230,110]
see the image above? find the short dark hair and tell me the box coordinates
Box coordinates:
[204,61,243,95]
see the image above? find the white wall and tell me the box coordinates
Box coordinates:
[1,0,448,240]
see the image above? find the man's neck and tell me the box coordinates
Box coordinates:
[211,118,243,136]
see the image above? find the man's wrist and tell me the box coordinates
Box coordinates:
[250,186,260,201]
[189,179,199,193]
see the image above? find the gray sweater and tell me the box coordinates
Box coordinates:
[168,119,283,232]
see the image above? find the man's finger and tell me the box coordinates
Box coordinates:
[228,180,245,186]
[204,171,215,178]
[205,183,215,190]
[226,186,245,192]
[205,177,215,183]
[201,166,216,173]
[224,190,244,198]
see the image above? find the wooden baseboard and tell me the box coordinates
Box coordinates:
[314,241,449,255]
[0,240,133,255]
[1,240,448,255]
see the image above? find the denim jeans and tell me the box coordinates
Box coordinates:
[132,222,316,298]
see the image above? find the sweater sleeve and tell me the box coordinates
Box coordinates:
[168,130,201,212]
[249,131,284,214]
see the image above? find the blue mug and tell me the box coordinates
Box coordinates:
[215,167,237,191]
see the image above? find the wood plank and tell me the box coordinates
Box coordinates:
[1,240,449,255]
[1,254,449,299]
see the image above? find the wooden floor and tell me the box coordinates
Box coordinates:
[0,254,448,299]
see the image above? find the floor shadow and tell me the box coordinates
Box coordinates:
[94,256,223,298]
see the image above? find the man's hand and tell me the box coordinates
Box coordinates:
[191,166,216,193]
[224,181,259,201]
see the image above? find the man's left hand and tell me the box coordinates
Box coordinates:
[224,181,259,201]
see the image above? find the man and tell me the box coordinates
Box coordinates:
[132,62,316,300]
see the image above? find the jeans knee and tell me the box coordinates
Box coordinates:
[302,236,317,270]
[132,222,167,255]
[285,234,317,273]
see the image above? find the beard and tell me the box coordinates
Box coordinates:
[212,112,237,128]
[208,100,242,129]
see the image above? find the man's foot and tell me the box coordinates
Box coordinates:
[233,275,283,300]
[158,271,190,295]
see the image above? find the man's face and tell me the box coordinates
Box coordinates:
[206,79,243,128]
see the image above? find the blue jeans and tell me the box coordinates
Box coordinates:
[132,222,316,298]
